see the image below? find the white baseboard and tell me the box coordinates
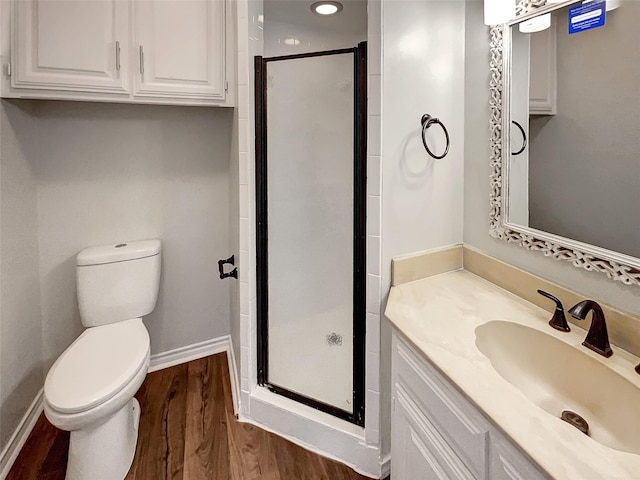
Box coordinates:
[0,389,44,480]
[149,335,230,372]
[149,334,240,414]
[380,454,391,477]
[225,342,240,415]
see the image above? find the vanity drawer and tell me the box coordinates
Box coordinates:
[393,333,490,479]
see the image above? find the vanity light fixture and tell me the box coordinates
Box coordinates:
[585,0,622,11]
[551,0,621,10]
[311,1,343,15]
[603,0,622,12]
[549,0,619,8]
[518,13,551,33]
[483,0,515,25]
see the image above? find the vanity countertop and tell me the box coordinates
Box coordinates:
[385,270,640,480]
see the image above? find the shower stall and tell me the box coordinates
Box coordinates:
[255,43,367,425]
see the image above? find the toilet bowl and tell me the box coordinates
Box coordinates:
[45,319,150,480]
[43,239,161,480]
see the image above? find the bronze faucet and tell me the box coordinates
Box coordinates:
[568,300,613,358]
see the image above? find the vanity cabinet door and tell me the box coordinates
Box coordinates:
[12,0,130,94]
[133,0,227,101]
[392,385,476,480]
[490,435,550,480]
[393,334,489,478]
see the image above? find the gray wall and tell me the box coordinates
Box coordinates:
[463,1,640,315]
[528,3,640,257]
[32,101,233,366]
[0,99,233,455]
[0,101,43,450]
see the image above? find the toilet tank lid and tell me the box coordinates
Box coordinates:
[77,239,161,266]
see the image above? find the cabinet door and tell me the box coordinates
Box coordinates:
[392,386,476,480]
[394,333,489,477]
[490,436,550,480]
[133,0,226,100]
[528,19,557,115]
[13,0,130,94]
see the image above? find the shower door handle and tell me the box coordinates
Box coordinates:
[218,255,238,279]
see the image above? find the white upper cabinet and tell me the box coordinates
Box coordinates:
[13,0,129,94]
[133,0,226,101]
[528,20,557,115]
[3,0,233,106]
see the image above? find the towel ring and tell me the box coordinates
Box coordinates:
[511,120,527,156]
[421,114,450,160]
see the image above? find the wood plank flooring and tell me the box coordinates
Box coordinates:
[7,353,370,480]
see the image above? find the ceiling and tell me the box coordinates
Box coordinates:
[264,0,368,35]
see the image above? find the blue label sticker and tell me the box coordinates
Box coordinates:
[569,0,606,34]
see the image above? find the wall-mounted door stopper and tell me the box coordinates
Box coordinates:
[218,255,238,279]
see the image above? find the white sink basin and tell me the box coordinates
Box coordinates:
[475,320,640,455]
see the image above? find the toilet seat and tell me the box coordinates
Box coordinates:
[45,318,150,414]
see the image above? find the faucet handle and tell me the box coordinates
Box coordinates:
[537,290,570,332]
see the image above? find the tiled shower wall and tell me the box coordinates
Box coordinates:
[365,0,383,447]
[235,0,260,412]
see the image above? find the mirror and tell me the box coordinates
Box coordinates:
[489,0,640,286]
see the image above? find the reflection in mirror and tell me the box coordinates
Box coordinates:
[508,1,640,258]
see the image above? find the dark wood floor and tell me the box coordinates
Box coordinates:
[7,353,370,480]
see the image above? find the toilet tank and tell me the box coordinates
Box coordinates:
[76,239,161,328]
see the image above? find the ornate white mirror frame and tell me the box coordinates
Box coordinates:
[488,0,640,286]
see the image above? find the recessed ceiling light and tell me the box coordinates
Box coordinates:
[311,1,343,15]
[284,37,301,46]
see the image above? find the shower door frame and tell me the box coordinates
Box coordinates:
[254,42,367,427]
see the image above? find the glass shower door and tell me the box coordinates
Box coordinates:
[256,45,366,424]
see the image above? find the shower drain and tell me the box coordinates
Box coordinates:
[326,332,343,346]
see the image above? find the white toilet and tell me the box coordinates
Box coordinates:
[44,239,161,480]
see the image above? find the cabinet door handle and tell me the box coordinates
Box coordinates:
[115,41,121,71]
[139,45,144,75]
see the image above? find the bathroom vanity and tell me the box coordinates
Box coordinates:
[391,331,547,479]
[386,270,640,479]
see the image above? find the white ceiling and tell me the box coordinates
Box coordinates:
[264,0,368,35]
